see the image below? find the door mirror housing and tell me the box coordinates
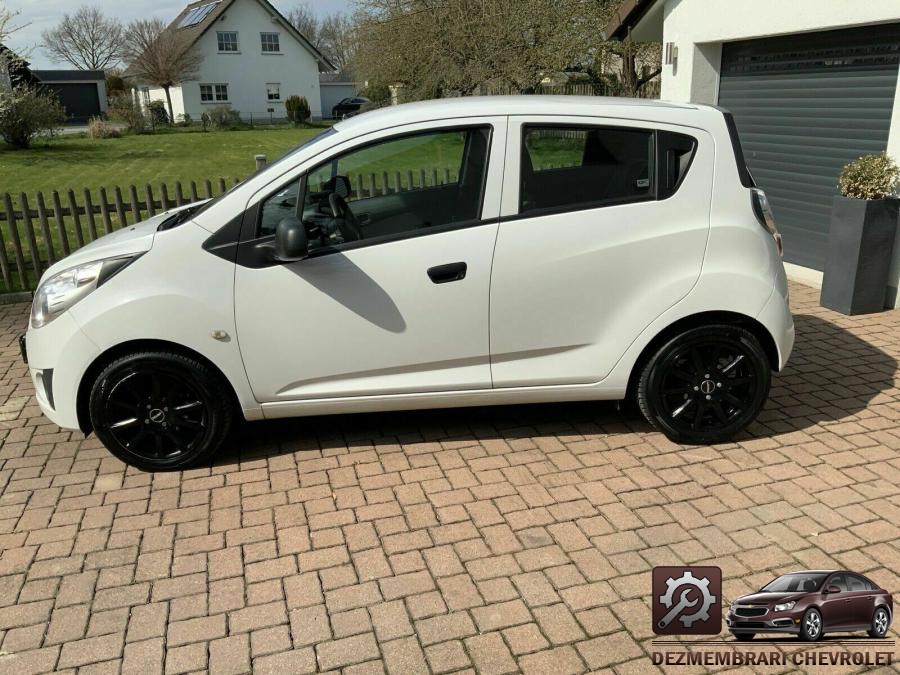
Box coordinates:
[825,585,841,594]
[274,216,308,262]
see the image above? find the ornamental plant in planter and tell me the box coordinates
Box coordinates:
[820,153,900,315]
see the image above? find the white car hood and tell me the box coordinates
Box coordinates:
[39,204,195,283]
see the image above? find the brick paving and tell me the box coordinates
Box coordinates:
[0,280,898,674]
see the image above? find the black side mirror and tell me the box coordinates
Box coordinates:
[274,216,308,262]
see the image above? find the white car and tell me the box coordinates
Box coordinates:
[23,97,794,471]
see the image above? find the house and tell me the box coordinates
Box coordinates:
[138,0,334,122]
[607,0,900,308]
[319,71,359,119]
[1,45,106,124]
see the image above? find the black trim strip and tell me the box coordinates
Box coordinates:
[720,109,755,188]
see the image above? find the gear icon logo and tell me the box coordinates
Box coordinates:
[652,566,722,635]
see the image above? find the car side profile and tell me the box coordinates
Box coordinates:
[331,96,370,119]
[727,570,893,641]
[23,96,794,471]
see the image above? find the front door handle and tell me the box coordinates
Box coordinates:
[428,262,467,284]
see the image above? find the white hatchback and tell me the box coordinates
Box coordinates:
[24,97,794,471]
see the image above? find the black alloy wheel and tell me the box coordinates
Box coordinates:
[637,325,771,444]
[90,351,232,471]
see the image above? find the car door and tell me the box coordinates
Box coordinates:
[234,118,506,404]
[490,117,712,388]
[820,574,853,629]
[845,574,875,626]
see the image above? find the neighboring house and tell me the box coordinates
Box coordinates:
[32,70,107,124]
[319,72,358,119]
[138,0,334,121]
[1,46,106,123]
[608,0,900,308]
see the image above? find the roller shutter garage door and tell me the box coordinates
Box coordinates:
[718,24,900,270]
[43,83,102,124]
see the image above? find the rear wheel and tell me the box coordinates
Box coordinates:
[733,633,755,642]
[89,351,232,471]
[868,608,890,638]
[636,325,771,444]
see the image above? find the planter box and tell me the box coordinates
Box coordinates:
[820,196,899,315]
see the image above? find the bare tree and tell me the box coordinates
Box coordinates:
[123,18,203,123]
[286,3,323,50]
[0,2,25,43]
[41,5,125,71]
[287,3,357,73]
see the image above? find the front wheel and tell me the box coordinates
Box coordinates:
[89,351,233,471]
[799,608,823,642]
[868,608,890,638]
[636,325,771,445]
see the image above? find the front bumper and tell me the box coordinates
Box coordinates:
[726,610,800,634]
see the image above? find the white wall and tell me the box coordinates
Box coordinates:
[144,86,186,121]
[181,0,322,120]
[644,0,900,307]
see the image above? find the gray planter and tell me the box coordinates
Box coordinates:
[820,196,899,315]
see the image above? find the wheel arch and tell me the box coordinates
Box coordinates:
[626,310,780,400]
[76,338,241,434]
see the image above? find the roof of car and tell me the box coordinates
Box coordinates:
[782,570,839,574]
[333,96,717,136]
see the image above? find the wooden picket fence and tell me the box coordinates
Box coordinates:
[0,177,243,294]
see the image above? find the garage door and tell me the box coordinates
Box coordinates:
[44,83,102,125]
[718,24,900,270]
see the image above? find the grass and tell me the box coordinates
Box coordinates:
[0,124,331,198]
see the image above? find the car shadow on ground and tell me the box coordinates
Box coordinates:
[215,312,897,464]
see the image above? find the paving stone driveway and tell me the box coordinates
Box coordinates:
[0,280,898,675]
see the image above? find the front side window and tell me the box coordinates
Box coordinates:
[258,126,491,249]
[827,574,848,592]
[217,31,239,52]
[261,32,280,53]
[266,83,281,101]
[520,125,655,214]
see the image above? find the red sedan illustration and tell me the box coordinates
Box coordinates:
[726,570,893,641]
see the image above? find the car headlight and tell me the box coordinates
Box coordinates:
[730,601,736,611]
[31,255,140,329]
[774,601,796,612]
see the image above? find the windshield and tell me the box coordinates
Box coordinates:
[760,573,828,594]
[190,127,338,219]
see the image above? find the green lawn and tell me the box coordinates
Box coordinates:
[0,125,330,198]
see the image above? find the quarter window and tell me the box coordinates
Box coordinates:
[261,32,280,53]
[520,125,655,214]
[217,31,239,52]
[258,127,491,249]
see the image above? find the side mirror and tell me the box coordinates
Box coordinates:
[274,216,308,262]
[825,585,841,594]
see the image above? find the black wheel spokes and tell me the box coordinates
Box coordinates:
[104,368,208,461]
[660,341,759,434]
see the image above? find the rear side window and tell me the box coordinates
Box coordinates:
[846,574,875,591]
[521,126,655,214]
[658,131,698,200]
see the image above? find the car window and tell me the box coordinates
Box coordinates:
[258,126,491,249]
[520,125,654,215]
[846,574,870,592]
[828,574,848,591]
[760,573,827,593]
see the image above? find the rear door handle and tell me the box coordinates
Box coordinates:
[428,262,467,284]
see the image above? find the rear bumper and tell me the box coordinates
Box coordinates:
[756,285,794,371]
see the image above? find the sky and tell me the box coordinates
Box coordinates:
[4,0,353,68]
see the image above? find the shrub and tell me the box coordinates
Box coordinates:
[87,116,121,139]
[207,105,242,130]
[148,100,169,125]
[0,85,66,149]
[109,93,146,133]
[360,82,391,106]
[285,95,310,125]
[200,111,211,131]
[838,153,900,200]
[178,112,193,127]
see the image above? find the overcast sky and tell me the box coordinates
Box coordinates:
[4,0,354,68]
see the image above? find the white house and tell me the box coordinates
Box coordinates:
[139,0,333,122]
[608,0,900,308]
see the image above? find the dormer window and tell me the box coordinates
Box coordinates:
[261,32,280,53]
[217,31,239,52]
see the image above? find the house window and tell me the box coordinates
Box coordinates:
[261,32,280,53]
[200,84,229,102]
[266,83,281,101]
[217,31,239,52]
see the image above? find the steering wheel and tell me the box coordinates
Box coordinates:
[328,193,363,243]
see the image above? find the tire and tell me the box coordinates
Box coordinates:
[868,607,890,638]
[799,608,823,642]
[733,633,755,642]
[636,324,771,445]
[89,351,233,471]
